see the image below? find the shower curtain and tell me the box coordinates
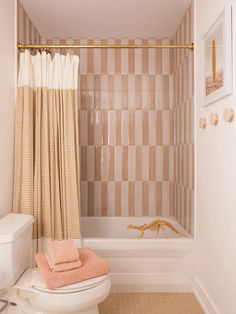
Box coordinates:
[13,50,81,251]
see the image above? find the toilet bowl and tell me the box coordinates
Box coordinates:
[0,213,111,314]
[12,268,111,314]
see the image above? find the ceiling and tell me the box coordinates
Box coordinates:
[20,0,192,39]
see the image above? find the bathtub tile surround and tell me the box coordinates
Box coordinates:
[68,37,175,218]
[17,2,194,233]
[173,5,194,235]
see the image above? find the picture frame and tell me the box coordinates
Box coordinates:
[203,5,232,106]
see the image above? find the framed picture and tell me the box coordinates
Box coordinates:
[203,5,232,106]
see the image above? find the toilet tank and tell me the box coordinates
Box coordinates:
[0,213,34,289]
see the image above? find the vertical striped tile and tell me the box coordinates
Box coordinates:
[87,182,94,216]
[81,182,88,216]
[121,38,128,74]
[121,75,128,109]
[149,111,156,145]
[81,147,87,181]
[156,182,162,216]
[108,75,114,109]
[115,110,122,145]
[87,146,94,181]
[101,146,109,181]
[87,111,94,145]
[142,111,149,145]
[163,146,169,181]
[101,182,108,216]
[121,110,129,145]
[79,38,87,74]
[135,111,143,145]
[173,4,194,235]
[142,39,149,73]
[108,146,115,181]
[107,182,115,216]
[142,182,149,216]
[102,110,108,145]
[94,182,101,216]
[94,147,101,181]
[149,182,156,216]
[101,39,108,74]
[135,182,142,216]
[94,111,102,145]
[87,39,94,73]
[107,38,115,74]
[148,39,156,74]
[128,146,136,181]
[142,146,149,181]
[115,182,121,216]
[162,182,170,216]
[149,146,156,181]
[115,146,122,181]
[135,75,142,109]
[115,39,121,74]
[155,39,162,74]
[156,111,163,145]
[79,111,88,145]
[122,146,128,181]
[134,38,142,74]
[128,75,135,109]
[128,111,135,145]
[128,182,135,216]
[108,110,115,145]
[156,146,163,182]
[94,39,102,74]
[121,182,129,216]
[128,39,135,73]
[135,146,142,181]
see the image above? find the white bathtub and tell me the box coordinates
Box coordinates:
[81,217,195,292]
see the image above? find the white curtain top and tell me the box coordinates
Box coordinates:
[18,50,79,89]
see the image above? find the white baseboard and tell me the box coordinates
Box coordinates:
[110,272,192,293]
[193,277,219,314]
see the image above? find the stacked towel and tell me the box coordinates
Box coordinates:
[35,248,110,289]
[45,239,82,272]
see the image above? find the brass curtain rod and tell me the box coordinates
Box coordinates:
[17,43,194,50]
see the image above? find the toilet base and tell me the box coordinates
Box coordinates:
[1,292,100,314]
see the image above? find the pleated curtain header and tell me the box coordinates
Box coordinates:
[18,50,79,89]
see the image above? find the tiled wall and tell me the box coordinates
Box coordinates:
[17,2,194,227]
[17,1,41,44]
[60,38,176,217]
[173,5,194,234]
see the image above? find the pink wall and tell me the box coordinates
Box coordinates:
[0,0,17,217]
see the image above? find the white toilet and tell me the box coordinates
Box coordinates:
[0,213,111,314]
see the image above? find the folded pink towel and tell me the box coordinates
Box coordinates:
[45,253,82,272]
[35,248,110,289]
[47,239,79,264]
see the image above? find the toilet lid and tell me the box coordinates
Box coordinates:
[30,269,108,294]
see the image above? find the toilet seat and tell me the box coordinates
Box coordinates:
[31,269,108,294]
[15,268,109,294]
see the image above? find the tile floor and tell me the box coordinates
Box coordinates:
[99,293,204,314]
